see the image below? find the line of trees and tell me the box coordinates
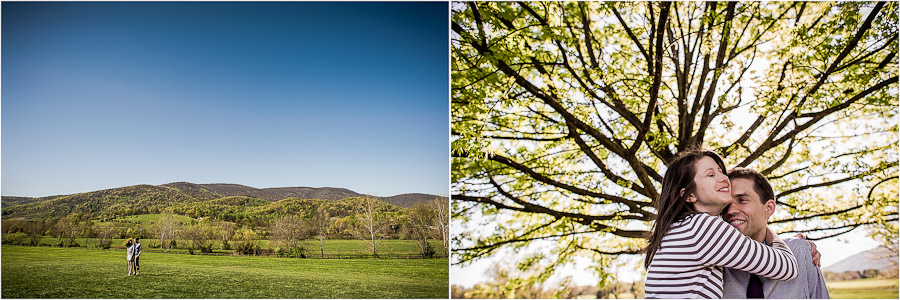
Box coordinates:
[1,197,451,258]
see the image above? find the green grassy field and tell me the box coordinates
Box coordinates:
[1,245,448,298]
[826,278,899,299]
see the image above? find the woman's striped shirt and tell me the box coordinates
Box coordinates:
[644,213,798,299]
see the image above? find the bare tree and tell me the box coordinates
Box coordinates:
[408,202,437,258]
[312,206,330,258]
[156,212,180,251]
[271,215,307,257]
[53,216,84,247]
[353,196,389,258]
[215,220,236,250]
[97,225,115,249]
[184,222,215,253]
[430,197,450,257]
[24,220,48,246]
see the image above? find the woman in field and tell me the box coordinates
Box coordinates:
[643,150,798,299]
[125,239,135,276]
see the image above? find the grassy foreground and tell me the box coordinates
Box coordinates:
[826,278,898,299]
[1,245,448,298]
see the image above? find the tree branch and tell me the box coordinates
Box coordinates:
[739,76,898,168]
[575,244,642,255]
[630,2,670,155]
[486,153,650,211]
[690,1,735,148]
[611,6,651,64]
[793,2,884,111]
[568,123,651,198]
[777,161,898,199]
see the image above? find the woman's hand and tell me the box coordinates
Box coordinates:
[794,233,821,267]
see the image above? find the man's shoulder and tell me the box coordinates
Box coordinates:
[783,237,811,253]
[768,237,830,298]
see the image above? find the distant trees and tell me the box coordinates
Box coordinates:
[214,220,235,250]
[232,225,261,255]
[271,215,307,257]
[53,216,89,247]
[2,219,51,246]
[0,195,451,259]
[24,220,48,246]
[184,221,216,254]
[96,225,115,249]
[823,268,898,281]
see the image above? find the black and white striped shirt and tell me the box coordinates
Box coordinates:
[645,213,798,299]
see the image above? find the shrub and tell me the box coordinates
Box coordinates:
[423,243,436,259]
[234,242,258,256]
[2,233,28,245]
[97,239,112,249]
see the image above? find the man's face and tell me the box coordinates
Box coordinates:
[724,178,774,243]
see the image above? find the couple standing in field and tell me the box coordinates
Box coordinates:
[643,149,829,299]
[125,238,142,276]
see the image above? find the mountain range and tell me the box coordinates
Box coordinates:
[823,245,898,273]
[1,182,445,220]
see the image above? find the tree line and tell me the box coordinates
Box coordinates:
[2,196,450,258]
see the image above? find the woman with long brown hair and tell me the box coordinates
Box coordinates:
[643,150,798,299]
[125,238,136,276]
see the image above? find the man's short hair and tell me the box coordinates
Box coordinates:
[727,167,775,204]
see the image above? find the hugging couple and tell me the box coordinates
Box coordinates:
[643,149,829,299]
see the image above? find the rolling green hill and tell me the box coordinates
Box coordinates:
[1,183,444,223]
[0,195,59,208]
[160,182,223,201]
[1,185,201,220]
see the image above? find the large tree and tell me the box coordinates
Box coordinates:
[452,1,898,286]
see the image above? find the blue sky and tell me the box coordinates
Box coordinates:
[2,2,449,197]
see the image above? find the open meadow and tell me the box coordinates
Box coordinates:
[826,278,899,299]
[1,245,448,298]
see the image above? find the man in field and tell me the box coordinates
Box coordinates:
[133,237,142,275]
[723,167,830,298]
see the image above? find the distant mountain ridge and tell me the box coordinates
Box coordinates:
[823,245,898,273]
[1,182,445,220]
[180,183,363,202]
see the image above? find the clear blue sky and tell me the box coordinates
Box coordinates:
[2,2,449,197]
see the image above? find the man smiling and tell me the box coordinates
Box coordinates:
[722,167,830,298]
